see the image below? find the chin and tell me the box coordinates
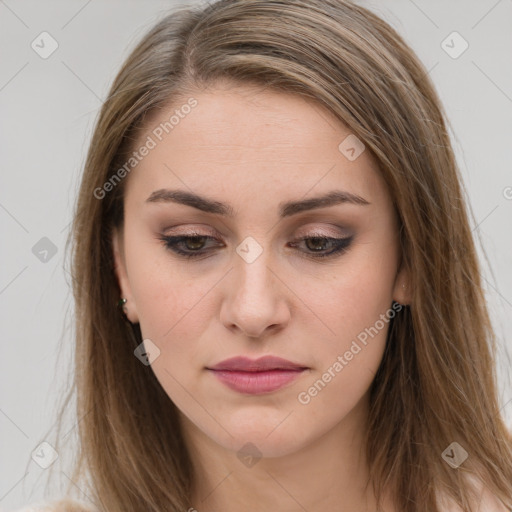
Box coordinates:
[212,415,314,460]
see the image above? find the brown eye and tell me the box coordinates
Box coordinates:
[304,237,331,252]
[289,235,354,259]
[159,233,353,261]
[159,234,223,259]
[183,236,208,250]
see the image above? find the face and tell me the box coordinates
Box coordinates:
[112,82,409,459]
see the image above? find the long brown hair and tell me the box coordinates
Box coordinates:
[37,0,512,510]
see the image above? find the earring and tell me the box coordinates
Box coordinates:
[118,297,128,315]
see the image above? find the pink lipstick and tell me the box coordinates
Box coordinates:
[206,356,308,394]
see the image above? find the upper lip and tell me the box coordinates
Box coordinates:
[207,356,308,372]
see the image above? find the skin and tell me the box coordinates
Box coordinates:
[113,81,410,512]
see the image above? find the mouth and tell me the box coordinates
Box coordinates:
[206,356,309,394]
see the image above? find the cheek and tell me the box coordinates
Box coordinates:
[122,228,211,346]
[133,271,211,346]
[291,337,385,453]
[293,242,397,409]
[307,248,398,347]
[291,270,394,442]
[298,275,392,398]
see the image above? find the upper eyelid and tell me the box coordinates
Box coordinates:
[161,233,350,246]
[162,232,348,240]
[161,223,351,238]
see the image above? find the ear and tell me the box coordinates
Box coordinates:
[392,264,411,306]
[112,228,139,323]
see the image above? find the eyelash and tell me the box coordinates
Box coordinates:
[158,231,353,260]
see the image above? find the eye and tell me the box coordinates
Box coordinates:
[158,232,354,260]
[288,235,353,259]
[158,232,222,260]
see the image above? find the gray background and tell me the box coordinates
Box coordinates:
[1,0,511,509]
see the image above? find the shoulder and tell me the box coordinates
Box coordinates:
[12,503,52,512]
[13,498,98,512]
[437,474,510,512]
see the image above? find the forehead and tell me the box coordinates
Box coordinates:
[123,84,388,209]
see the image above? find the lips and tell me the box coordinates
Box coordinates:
[207,355,308,372]
[206,356,309,394]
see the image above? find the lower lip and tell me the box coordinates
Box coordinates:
[208,369,306,394]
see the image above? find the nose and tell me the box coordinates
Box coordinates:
[219,247,291,339]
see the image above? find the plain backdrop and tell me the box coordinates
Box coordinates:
[1,0,511,509]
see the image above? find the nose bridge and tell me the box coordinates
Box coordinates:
[233,237,277,305]
[220,236,290,337]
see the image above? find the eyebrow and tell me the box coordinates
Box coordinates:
[145,188,370,217]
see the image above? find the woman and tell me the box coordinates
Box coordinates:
[19,0,512,510]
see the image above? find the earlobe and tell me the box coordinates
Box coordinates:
[393,266,411,306]
[112,229,139,323]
